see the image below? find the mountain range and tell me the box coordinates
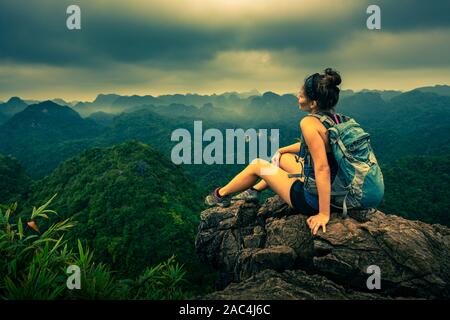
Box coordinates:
[0,85,449,298]
[1,87,449,180]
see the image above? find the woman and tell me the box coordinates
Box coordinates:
[205,68,342,235]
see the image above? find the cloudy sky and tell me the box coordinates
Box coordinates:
[0,0,449,101]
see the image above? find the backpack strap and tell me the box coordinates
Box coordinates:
[288,138,306,179]
[307,111,349,129]
[288,112,348,179]
[339,114,351,122]
[307,113,335,129]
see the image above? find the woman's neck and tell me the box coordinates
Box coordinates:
[310,109,334,115]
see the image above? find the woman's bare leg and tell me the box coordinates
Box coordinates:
[248,153,304,191]
[218,158,299,208]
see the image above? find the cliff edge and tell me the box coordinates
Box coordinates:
[196,196,450,299]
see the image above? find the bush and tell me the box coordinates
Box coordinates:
[0,196,190,300]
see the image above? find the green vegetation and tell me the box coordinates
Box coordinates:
[379,155,450,226]
[0,154,31,204]
[0,89,449,299]
[0,101,103,178]
[0,197,192,300]
[28,141,214,290]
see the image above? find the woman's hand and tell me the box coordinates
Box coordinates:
[306,213,330,235]
[271,150,282,167]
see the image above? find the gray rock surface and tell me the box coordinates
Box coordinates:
[196,195,450,299]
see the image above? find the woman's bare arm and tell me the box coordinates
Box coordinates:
[300,117,331,215]
[279,142,301,154]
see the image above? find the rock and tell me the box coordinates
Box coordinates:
[196,195,450,299]
[203,269,388,300]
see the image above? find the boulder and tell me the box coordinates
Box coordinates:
[196,195,450,299]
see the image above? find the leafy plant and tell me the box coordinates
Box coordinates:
[65,239,120,299]
[30,193,58,220]
[0,197,192,300]
[0,199,75,299]
[0,196,122,299]
[124,255,188,300]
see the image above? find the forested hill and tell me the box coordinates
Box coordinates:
[0,101,104,177]
[379,154,450,226]
[28,141,208,280]
[0,100,101,141]
[0,96,28,117]
[1,89,449,179]
[0,154,31,204]
[0,89,449,227]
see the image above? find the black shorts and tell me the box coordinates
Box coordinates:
[289,179,319,216]
[289,180,342,216]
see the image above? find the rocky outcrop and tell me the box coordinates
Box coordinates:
[195,195,450,299]
[203,269,387,300]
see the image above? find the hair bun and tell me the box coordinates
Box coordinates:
[323,67,341,87]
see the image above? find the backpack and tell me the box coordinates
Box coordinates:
[288,112,385,217]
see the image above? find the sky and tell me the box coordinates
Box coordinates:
[0,0,449,101]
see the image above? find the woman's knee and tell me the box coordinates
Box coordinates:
[250,158,270,166]
[249,158,273,175]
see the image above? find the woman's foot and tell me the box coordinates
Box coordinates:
[231,188,261,203]
[205,187,232,207]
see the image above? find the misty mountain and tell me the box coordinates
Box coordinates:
[358,89,403,101]
[337,91,390,121]
[0,97,28,117]
[93,93,121,105]
[71,91,261,117]
[337,90,450,162]
[246,91,299,125]
[1,87,449,184]
[125,103,199,119]
[125,102,237,123]
[24,99,41,105]
[87,111,116,127]
[0,112,7,126]
[51,98,68,106]
[0,101,104,177]
[0,101,102,141]
[415,84,450,96]
[222,89,261,99]
[112,94,159,108]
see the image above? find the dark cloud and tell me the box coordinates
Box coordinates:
[83,16,234,68]
[372,0,450,31]
[0,0,235,68]
[0,0,448,99]
[0,0,375,67]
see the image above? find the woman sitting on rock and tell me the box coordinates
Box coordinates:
[205,68,343,235]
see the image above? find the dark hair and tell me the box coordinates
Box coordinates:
[303,67,341,110]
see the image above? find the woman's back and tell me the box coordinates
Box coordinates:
[300,110,343,210]
[300,110,342,180]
